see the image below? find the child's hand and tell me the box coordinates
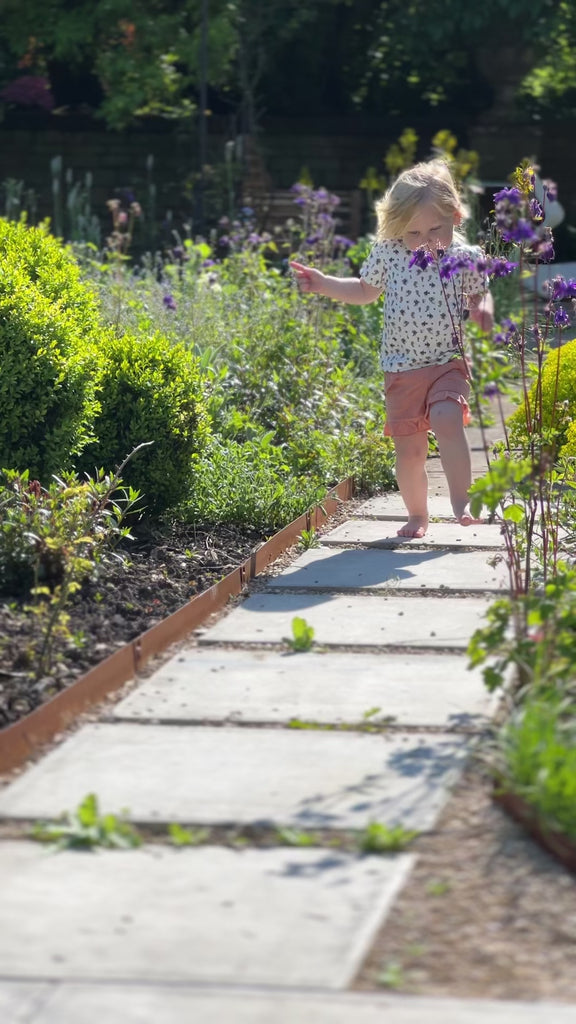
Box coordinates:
[290,261,325,294]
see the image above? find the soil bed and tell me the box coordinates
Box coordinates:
[355,761,576,1002]
[0,522,265,729]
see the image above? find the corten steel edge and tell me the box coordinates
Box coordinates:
[0,478,355,777]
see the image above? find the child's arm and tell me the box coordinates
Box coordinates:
[469,290,494,333]
[290,261,381,305]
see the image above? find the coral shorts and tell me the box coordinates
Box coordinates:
[384,359,471,437]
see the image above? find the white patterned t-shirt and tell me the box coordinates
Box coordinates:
[360,238,487,372]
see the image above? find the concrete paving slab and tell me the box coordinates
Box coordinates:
[0,980,52,1023]
[20,986,576,1024]
[200,592,492,649]
[0,724,468,830]
[266,548,508,594]
[322,519,503,549]
[0,842,413,989]
[113,649,492,729]
[353,495,456,520]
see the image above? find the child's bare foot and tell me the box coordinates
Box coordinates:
[452,502,480,527]
[397,516,428,538]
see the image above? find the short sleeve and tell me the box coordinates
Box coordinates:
[462,245,488,296]
[360,241,388,291]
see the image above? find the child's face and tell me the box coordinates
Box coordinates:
[402,202,460,252]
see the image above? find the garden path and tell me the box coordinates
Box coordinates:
[1,418,575,1022]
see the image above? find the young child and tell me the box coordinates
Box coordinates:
[291,158,493,538]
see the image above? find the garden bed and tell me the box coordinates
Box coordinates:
[0,521,264,730]
[494,789,576,876]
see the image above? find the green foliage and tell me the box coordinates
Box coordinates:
[0,219,101,480]
[276,827,318,847]
[286,616,315,652]
[507,338,576,458]
[518,1,576,118]
[31,793,141,850]
[377,962,406,990]
[0,466,139,679]
[298,527,319,550]
[496,694,576,840]
[358,821,418,854]
[0,467,138,596]
[185,437,325,531]
[78,329,210,515]
[167,823,209,846]
[467,568,576,695]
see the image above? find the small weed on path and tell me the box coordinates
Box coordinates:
[284,615,315,652]
[31,793,141,850]
[359,821,419,853]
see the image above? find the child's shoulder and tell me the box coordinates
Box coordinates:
[365,237,406,263]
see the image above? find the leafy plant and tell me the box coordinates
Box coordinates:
[0,462,140,679]
[298,527,320,550]
[77,328,210,515]
[377,961,406,990]
[167,823,209,846]
[276,827,318,846]
[358,821,418,853]
[31,793,141,850]
[0,218,102,480]
[285,616,315,652]
[495,694,576,840]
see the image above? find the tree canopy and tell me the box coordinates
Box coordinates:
[0,0,574,130]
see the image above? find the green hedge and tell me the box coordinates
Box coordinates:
[0,219,101,479]
[78,329,210,514]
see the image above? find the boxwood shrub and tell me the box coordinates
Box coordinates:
[78,329,210,514]
[0,219,101,479]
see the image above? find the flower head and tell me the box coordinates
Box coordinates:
[493,187,522,206]
[408,247,434,270]
[163,294,177,311]
[554,307,570,328]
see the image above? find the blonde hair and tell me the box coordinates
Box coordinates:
[375,159,468,241]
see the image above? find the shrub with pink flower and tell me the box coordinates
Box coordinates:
[0,76,54,111]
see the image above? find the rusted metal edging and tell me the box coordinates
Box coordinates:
[0,477,354,776]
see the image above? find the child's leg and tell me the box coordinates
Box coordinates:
[429,399,476,526]
[393,432,429,537]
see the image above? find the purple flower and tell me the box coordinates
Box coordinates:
[487,258,518,278]
[201,258,216,268]
[439,252,475,281]
[293,197,307,207]
[241,206,254,217]
[409,247,434,270]
[305,233,321,244]
[0,75,54,111]
[218,235,230,247]
[554,307,570,328]
[536,239,555,263]
[483,383,501,398]
[547,276,576,300]
[542,178,558,202]
[333,235,354,250]
[247,232,261,244]
[493,318,519,346]
[502,219,539,244]
[529,198,544,222]
[163,294,177,311]
[493,187,522,206]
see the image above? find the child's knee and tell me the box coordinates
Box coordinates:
[429,399,463,433]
